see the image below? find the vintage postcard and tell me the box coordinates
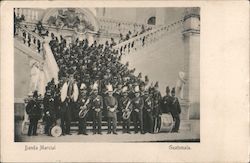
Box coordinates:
[1,0,249,162]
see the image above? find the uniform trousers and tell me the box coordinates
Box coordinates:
[107,112,117,133]
[144,111,154,133]
[28,117,39,136]
[132,111,144,133]
[78,114,87,134]
[172,115,180,132]
[61,102,73,134]
[92,111,102,133]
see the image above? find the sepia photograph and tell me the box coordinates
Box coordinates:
[2,1,249,162]
[14,7,200,142]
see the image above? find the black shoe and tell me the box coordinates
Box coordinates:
[33,134,38,136]
[98,132,102,135]
[77,132,82,135]
[28,134,32,136]
[83,133,88,135]
[135,131,138,134]
[107,131,111,134]
[61,133,65,136]
[113,132,118,135]
[66,133,72,135]
[127,131,131,134]
[141,131,145,134]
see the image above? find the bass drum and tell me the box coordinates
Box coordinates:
[159,114,174,133]
[49,125,62,137]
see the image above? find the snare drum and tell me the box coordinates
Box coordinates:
[159,114,174,133]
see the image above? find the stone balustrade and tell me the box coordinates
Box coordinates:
[98,17,156,35]
[15,8,42,23]
[15,25,44,54]
[113,19,184,55]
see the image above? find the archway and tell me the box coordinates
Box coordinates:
[42,8,99,32]
[147,16,156,25]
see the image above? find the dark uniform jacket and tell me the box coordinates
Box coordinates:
[77,95,91,109]
[26,99,42,119]
[144,95,154,112]
[43,95,56,120]
[131,96,144,113]
[170,97,181,117]
[152,90,162,116]
[91,95,103,111]
[161,95,172,113]
[119,96,132,112]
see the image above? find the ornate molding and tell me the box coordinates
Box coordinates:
[42,8,99,32]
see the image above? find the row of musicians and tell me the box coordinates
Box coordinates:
[26,84,181,136]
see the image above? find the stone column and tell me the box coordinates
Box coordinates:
[156,8,165,25]
[182,8,200,120]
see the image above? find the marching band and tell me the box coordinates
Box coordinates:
[25,77,182,137]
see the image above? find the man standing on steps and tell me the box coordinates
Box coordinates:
[170,88,181,133]
[143,89,154,134]
[43,89,56,136]
[104,84,118,135]
[77,83,90,135]
[131,85,145,134]
[60,73,79,135]
[152,82,162,133]
[26,91,42,136]
[91,82,103,135]
[119,86,132,134]
[161,86,172,114]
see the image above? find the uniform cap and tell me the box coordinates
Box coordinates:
[122,86,128,93]
[171,87,175,93]
[80,83,87,90]
[134,85,140,93]
[92,82,99,90]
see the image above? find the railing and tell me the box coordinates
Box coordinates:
[98,17,156,35]
[15,8,44,23]
[113,19,184,55]
[15,25,59,84]
[15,25,44,54]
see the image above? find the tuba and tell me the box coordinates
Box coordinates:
[122,100,132,120]
[79,98,90,118]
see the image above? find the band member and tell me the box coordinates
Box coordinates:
[131,85,145,134]
[170,88,181,133]
[43,89,56,135]
[119,86,132,134]
[25,91,42,136]
[161,86,172,114]
[91,82,104,135]
[60,74,79,135]
[104,84,118,134]
[143,90,154,133]
[152,82,162,133]
[77,83,89,135]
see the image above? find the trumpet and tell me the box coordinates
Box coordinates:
[122,100,132,120]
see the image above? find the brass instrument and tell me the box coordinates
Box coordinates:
[122,100,132,120]
[78,98,90,118]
